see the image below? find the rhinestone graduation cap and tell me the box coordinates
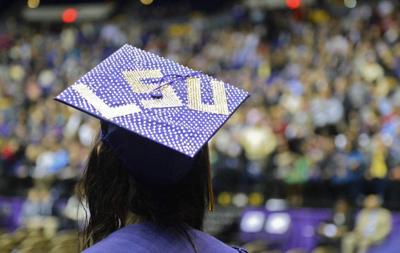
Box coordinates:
[55,44,249,184]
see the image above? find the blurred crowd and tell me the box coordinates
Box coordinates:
[1,0,400,250]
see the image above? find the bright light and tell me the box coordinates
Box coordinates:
[265,213,291,234]
[233,193,248,207]
[249,192,264,206]
[344,0,357,8]
[323,224,338,237]
[217,192,232,206]
[286,0,301,9]
[265,199,287,211]
[62,8,78,23]
[240,211,265,233]
[140,0,154,5]
[27,0,40,8]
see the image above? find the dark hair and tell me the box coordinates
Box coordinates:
[78,137,209,250]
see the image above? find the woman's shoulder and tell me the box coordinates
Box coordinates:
[82,223,247,253]
[189,227,247,253]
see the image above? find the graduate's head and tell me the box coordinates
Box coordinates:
[55,44,249,249]
[79,134,210,248]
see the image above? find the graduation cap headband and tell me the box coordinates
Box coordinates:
[56,44,249,184]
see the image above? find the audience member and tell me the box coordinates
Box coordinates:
[342,195,392,253]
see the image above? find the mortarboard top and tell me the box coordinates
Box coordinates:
[55,44,249,184]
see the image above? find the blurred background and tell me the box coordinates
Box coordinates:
[1,0,400,252]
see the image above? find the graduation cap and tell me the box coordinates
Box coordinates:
[55,44,249,185]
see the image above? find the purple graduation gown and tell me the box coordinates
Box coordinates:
[82,222,247,253]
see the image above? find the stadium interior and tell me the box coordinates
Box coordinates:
[1,0,400,252]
